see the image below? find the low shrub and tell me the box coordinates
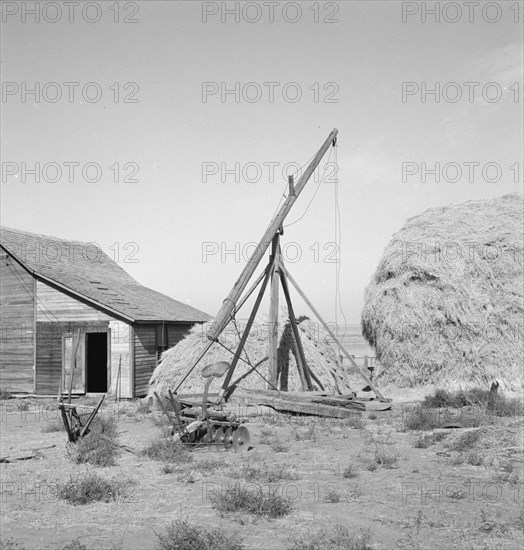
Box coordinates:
[142,438,193,463]
[0,388,12,401]
[288,525,372,550]
[343,463,360,478]
[0,540,26,550]
[259,427,276,444]
[156,519,244,550]
[209,485,293,518]
[238,459,299,482]
[58,472,121,505]
[374,448,400,469]
[291,426,317,441]
[270,438,291,453]
[61,540,89,550]
[66,416,119,467]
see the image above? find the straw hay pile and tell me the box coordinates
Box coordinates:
[148,315,353,398]
[361,193,524,391]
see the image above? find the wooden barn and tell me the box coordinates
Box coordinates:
[0,226,211,397]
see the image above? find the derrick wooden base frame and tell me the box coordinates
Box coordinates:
[214,234,387,403]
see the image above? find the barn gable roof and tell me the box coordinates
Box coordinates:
[0,226,211,324]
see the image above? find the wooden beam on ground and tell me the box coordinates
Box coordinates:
[280,265,389,402]
[233,387,362,409]
[230,389,364,417]
[432,427,480,435]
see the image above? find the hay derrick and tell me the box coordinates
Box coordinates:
[148,316,352,399]
[361,193,524,391]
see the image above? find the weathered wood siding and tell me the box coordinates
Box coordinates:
[34,282,131,395]
[35,321,109,394]
[133,323,193,397]
[36,281,113,322]
[0,251,35,392]
[109,320,132,398]
[133,324,157,397]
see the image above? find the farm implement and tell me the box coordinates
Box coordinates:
[154,361,251,452]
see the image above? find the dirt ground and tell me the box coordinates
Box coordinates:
[1,394,523,550]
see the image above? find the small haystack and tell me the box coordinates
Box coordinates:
[361,193,524,391]
[148,315,352,399]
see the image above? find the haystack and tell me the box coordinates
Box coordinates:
[361,193,524,391]
[148,315,353,399]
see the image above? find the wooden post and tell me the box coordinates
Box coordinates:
[268,236,280,389]
[68,329,81,423]
[280,265,388,401]
[207,129,338,341]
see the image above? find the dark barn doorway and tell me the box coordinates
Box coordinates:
[86,332,108,393]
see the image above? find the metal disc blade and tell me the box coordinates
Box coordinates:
[223,427,234,447]
[202,425,215,443]
[232,426,250,453]
[214,427,225,443]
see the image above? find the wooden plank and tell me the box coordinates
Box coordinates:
[234,388,363,410]
[365,401,392,412]
[432,427,480,435]
[229,391,363,417]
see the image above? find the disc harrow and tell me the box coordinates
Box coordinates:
[154,361,251,452]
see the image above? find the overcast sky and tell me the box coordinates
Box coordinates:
[1,1,522,326]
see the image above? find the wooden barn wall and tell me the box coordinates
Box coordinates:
[133,323,193,397]
[36,281,113,322]
[133,324,157,397]
[35,321,109,395]
[35,281,131,396]
[0,251,35,392]
[108,320,132,398]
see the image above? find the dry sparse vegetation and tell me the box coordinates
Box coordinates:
[156,519,244,550]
